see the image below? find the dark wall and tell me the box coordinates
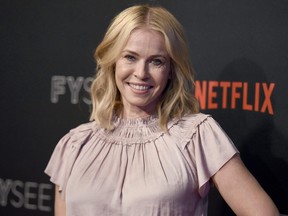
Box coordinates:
[1,0,287,215]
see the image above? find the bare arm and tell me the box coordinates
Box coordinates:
[54,185,66,216]
[212,154,279,216]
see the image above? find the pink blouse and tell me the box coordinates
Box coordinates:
[45,113,238,216]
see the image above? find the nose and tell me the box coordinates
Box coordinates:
[134,61,149,80]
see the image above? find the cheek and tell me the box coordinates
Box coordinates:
[159,69,171,91]
[115,62,124,81]
[157,67,171,85]
[115,61,131,79]
[115,62,130,92]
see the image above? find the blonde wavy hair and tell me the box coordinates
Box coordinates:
[90,4,199,131]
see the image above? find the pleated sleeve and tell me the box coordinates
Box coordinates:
[184,115,239,197]
[44,123,93,198]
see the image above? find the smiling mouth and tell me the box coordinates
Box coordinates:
[128,83,152,90]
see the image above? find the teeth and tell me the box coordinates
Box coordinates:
[129,83,150,90]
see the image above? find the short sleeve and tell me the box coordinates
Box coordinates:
[44,123,94,198]
[187,116,239,197]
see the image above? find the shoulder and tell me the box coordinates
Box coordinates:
[68,121,96,135]
[168,112,231,149]
[176,112,226,132]
[58,121,97,149]
[181,112,211,125]
[168,112,212,134]
[47,121,97,166]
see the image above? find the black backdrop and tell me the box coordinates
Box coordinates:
[1,0,287,215]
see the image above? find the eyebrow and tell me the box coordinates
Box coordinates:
[122,50,140,56]
[121,50,169,59]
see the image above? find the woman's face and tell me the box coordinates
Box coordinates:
[115,28,171,118]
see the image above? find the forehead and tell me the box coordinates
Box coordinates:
[123,28,168,55]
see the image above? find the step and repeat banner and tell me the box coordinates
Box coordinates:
[1,0,287,215]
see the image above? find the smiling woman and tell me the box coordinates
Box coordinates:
[115,28,171,119]
[44,4,279,216]
[90,5,198,131]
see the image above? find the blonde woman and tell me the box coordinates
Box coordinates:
[45,4,279,216]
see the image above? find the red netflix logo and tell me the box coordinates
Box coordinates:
[195,80,275,115]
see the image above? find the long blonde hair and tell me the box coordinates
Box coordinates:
[90,4,199,131]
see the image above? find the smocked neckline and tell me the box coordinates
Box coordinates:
[91,115,163,145]
[86,113,205,146]
[112,114,159,127]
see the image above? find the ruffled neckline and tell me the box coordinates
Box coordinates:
[91,115,165,145]
[112,114,159,127]
[72,113,208,146]
[102,115,163,145]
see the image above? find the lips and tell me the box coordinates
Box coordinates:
[128,83,153,91]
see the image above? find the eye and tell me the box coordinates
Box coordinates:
[151,58,164,66]
[124,55,136,62]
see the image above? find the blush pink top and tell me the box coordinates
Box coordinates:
[45,113,238,216]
